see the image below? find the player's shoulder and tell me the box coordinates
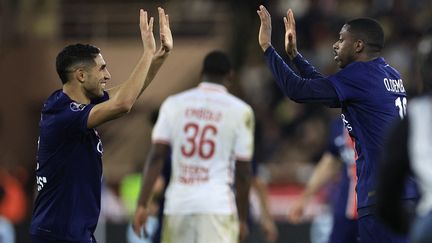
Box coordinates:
[162,88,196,104]
[223,93,253,112]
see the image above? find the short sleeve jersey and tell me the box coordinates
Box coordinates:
[30,90,108,241]
[152,82,254,214]
[327,58,417,209]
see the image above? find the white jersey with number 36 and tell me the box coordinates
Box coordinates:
[152,82,254,215]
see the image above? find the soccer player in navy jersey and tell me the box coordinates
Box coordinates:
[30,8,172,243]
[257,5,418,243]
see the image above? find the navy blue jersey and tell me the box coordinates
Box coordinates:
[30,90,109,241]
[264,47,418,214]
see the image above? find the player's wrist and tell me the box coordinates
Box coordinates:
[260,43,272,52]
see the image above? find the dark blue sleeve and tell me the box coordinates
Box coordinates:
[292,53,325,79]
[264,46,340,107]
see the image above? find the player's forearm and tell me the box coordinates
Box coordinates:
[235,162,252,222]
[252,178,272,220]
[264,46,339,105]
[137,152,165,206]
[111,51,154,112]
[138,50,170,97]
[264,46,314,102]
[292,53,324,79]
[302,153,339,200]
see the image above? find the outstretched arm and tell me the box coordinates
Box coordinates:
[258,6,336,105]
[88,8,172,128]
[137,7,173,95]
[264,47,338,105]
[287,152,340,223]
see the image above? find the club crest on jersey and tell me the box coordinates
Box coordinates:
[70,102,87,112]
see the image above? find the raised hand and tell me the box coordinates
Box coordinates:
[284,9,298,59]
[257,5,272,52]
[157,7,173,56]
[139,9,156,55]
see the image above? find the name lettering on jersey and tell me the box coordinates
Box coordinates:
[341,114,353,132]
[179,163,209,184]
[36,176,47,191]
[185,108,222,122]
[383,78,405,93]
[70,102,87,112]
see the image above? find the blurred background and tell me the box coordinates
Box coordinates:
[0,0,431,242]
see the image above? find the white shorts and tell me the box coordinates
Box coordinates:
[162,214,239,243]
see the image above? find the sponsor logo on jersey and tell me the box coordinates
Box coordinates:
[70,102,87,112]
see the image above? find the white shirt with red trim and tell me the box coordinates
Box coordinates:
[153,82,254,214]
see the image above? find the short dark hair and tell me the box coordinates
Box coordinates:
[56,44,100,84]
[202,51,232,78]
[346,18,384,53]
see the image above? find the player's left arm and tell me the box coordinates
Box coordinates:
[133,143,170,237]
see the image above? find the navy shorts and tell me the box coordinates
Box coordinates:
[31,235,96,243]
[328,215,359,243]
[358,215,407,243]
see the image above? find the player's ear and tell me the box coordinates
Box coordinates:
[74,68,86,83]
[354,39,365,53]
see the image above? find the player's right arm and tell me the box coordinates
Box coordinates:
[287,152,341,223]
[88,8,171,128]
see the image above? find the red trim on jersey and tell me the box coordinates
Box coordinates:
[345,131,358,219]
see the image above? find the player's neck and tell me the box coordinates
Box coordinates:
[63,81,91,104]
[356,52,380,63]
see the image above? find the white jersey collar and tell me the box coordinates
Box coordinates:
[198,82,227,93]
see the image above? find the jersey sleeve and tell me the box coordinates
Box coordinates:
[234,106,254,162]
[152,98,172,145]
[327,62,366,103]
[292,53,325,79]
[264,46,340,107]
[62,102,95,135]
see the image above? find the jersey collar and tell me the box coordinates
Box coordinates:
[198,82,228,93]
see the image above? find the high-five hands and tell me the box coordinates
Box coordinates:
[139,7,172,58]
[157,7,172,57]
[257,5,272,52]
[284,9,298,59]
